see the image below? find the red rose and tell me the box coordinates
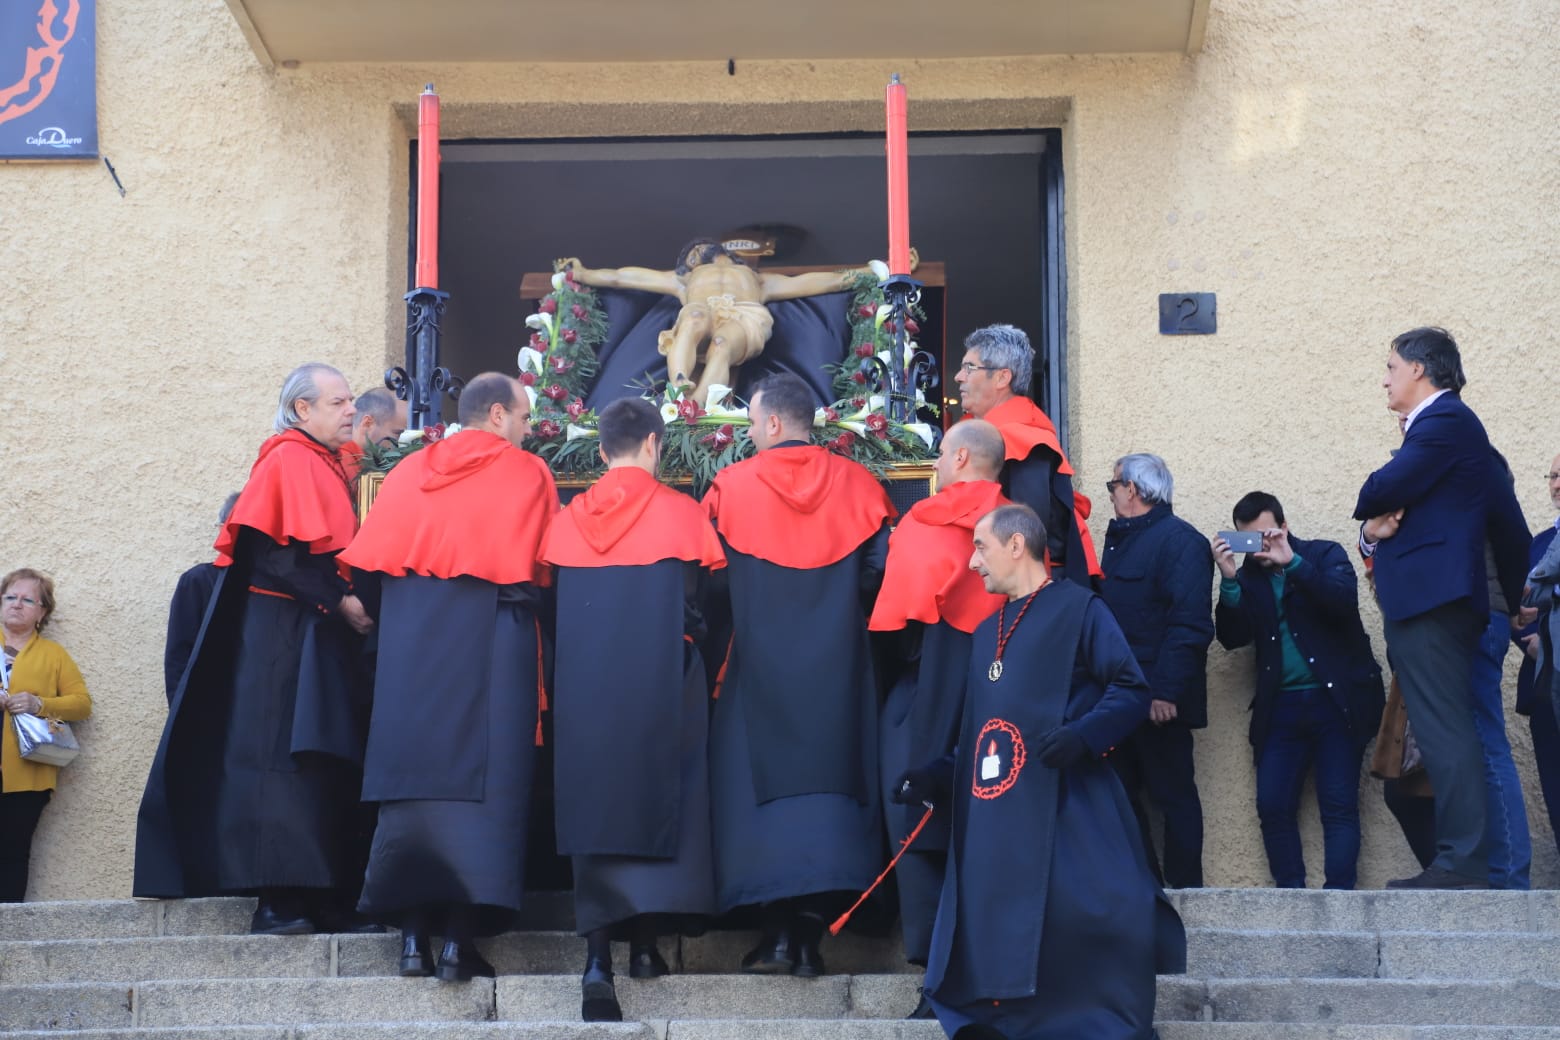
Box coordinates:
[535,419,562,440]
[422,423,445,443]
[562,328,578,344]
[857,304,877,318]
[715,423,735,447]
[550,356,575,374]
[676,397,705,422]
[571,303,587,319]
[851,371,868,385]
[539,297,558,314]
[853,342,874,358]
[824,406,839,422]
[865,413,889,438]
[519,371,537,387]
[529,332,547,349]
[564,274,579,291]
[542,383,568,401]
[852,397,867,409]
[884,319,898,335]
[905,318,920,335]
[566,398,586,419]
[829,431,856,453]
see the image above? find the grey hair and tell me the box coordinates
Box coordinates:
[217,492,240,525]
[1116,453,1174,506]
[274,363,345,434]
[354,387,399,429]
[963,324,1035,395]
[985,504,1049,561]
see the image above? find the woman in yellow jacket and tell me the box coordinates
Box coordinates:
[2,568,92,902]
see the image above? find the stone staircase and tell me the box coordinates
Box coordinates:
[3,889,1559,1038]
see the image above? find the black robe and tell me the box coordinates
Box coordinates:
[356,574,540,935]
[164,562,219,704]
[134,531,367,897]
[555,561,715,936]
[710,531,888,911]
[1003,450,1095,587]
[924,581,1186,1040]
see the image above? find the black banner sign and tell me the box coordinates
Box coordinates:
[1,0,98,160]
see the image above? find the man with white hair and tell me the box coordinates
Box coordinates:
[1098,452,1214,889]
[136,363,377,934]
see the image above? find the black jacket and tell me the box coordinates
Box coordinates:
[1100,504,1215,728]
[1214,534,1385,761]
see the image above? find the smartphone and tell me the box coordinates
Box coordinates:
[1218,530,1264,553]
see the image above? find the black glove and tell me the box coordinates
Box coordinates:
[893,757,954,809]
[1035,726,1090,769]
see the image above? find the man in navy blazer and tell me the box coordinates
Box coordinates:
[1354,326,1498,889]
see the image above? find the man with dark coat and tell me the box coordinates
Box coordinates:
[541,397,726,1022]
[952,324,1100,585]
[1212,491,1384,889]
[868,418,1007,1006]
[1514,454,1560,858]
[703,371,895,976]
[162,492,239,703]
[1355,327,1502,889]
[896,503,1186,1040]
[340,372,558,980]
[135,363,375,935]
[1099,452,1215,889]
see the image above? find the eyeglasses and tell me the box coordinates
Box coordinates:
[958,362,998,375]
[1105,480,1128,494]
[1,595,39,607]
[1547,472,1560,481]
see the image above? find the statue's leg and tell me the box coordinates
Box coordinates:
[665,305,710,390]
[694,323,751,403]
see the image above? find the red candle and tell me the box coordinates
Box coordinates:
[414,84,441,290]
[885,73,911,276]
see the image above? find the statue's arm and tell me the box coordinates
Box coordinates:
[759,268,866,301]
[564,259,682,297]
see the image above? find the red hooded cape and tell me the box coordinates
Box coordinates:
[215,429,357,567]
[338,430,558,586]
[542,466,725,569]
[869,479,1010,634]
[977,395,1102,578]
[703,444,896,568]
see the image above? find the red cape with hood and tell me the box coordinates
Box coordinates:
[215,429,357,567]
[870,479,1009,634]
[977,395,1102,578]
[702,444,896,568]
[339,430,558,586]
[542,466,725,570]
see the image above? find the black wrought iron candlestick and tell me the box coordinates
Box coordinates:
[879,272,932,424]
[389,287,460,427]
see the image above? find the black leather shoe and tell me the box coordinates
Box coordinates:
[1385,867,1491,890]
[740,931,794,974]
[628,942,670,978]
[791,937,826,978]
[434,939,496,982]
[581,957,622,1022]
[249,904,314,936]
[952,1026,1007,1040]
[907,987,936,1019]
[399,931,433,977]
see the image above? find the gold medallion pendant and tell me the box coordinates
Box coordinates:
[988,659,1004,682]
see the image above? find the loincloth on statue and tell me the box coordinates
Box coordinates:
[657,295,775,366]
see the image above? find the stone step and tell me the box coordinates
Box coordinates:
[7,976,1560,1033]
[7,1026,1560,1040]
[9,927,1560,986]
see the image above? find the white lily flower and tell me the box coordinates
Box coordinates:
[517,346,546,374]
[660,401,680,425]
[397,428,423,446]
[904,422,934,449]
[814,407,828,428]
[704,383,735,412]
[915,387,927,406]
[443,423,464,437]
[874,304,893,329]
[904,341,918,366]
[551,271,568,292]
[709,405,749,420]
[839,420,867,436]
[868,259,890,281]
[868,395,885,413]
[566,423,597,441]
[523,385,538,411]
[525,312,554,334]
[877,350,893,368]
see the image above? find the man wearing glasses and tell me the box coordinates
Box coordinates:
[952,324,1100,586]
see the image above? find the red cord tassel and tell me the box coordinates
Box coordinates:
[829,805,934,936]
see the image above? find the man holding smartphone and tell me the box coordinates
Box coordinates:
[1212,493,1384,889]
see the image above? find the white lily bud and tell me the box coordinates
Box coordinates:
[551,271,567,292]
[868,259,890,281]
[566,423,597,441]
[904,422,934,449]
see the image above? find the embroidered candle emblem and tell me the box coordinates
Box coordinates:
[972,719,1026,800]
[981,740,1001,780]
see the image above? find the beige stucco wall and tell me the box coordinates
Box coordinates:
[1,0,1555,900]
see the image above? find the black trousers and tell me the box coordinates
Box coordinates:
[1383,601,1488,880]
[0,790,52,902]
[1110,723,1204,888]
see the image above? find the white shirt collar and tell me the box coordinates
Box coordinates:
[1402,388,1451,433]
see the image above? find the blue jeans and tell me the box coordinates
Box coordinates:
[1255,687,1362,889]
[1470,609,1532,888]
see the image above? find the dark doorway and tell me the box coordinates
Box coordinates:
[415,130,1068,438]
